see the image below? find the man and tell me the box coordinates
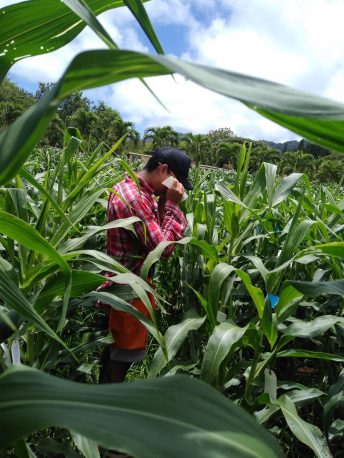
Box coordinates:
[99,146,192,383]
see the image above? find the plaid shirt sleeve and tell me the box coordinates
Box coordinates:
[130,195,187,258]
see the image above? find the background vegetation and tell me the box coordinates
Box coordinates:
[2,78,344,183]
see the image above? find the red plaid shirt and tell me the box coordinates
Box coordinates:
[106,175,187,275]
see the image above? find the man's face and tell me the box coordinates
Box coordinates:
[151,163,174,195]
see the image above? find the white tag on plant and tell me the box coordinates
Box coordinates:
[217,311,227,323]
[162,176,188,201]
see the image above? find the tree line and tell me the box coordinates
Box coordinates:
[1,79,343,182]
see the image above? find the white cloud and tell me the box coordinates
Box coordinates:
[5,0,344,141]
[108,74,294,141]
[185,0,344,94]
[145,0,195,26]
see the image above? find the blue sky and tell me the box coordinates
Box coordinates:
[4,0,344,141]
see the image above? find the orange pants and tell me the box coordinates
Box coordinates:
[109,294,156,350]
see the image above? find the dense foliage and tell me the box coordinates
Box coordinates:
[0,79,139,149]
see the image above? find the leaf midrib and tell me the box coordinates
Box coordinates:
[281,406,328,456]
[0,0,114,48]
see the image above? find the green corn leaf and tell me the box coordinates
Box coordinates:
[123,0,164,54]
[264,369,277,402]
[324,369,344,436]
[59,216,140,253]
[141,237,191,279]
[236,270,265,319]
[110,272,157,325]
[149,310,206,377]
[283,315,344,338]
[245,255,269,281]
[286,278,344,297]
[281,388,325,407]
[0,310,22,344]
[328,420,344,441]
[51,189,105,247]
[215,182,246,207]
[34,270,105,312]
[187,284,210,316]
[19,168,73,228]
[63,134,83,164]
[190,239,218,259]
[0,210,72,330]
[13,439,37,458]
[118,158,141,192]
[235,143,246,195]
[309,241,344,258]
[65,135,127,205]
[22,262,64,290]
[0,365,283,457]
[63,0,167,110]
[208,263,235,327]
[243,163,266,211]
[0,50,170,184]
[200,321,247,387]
[66,249,128,274]
[278,218,317,267]
[264,162,277,208]
[275,285,303,323]
[63,0,118,49]
[277,349,344,363]
[0,268,66,350]
[71,431,100,458]
[0,0,130,82]
[272,173,303,207]
[273,395,331,458]
[262,304,278,349]
[239,143,251,201]
[89,290,163,344]
[0,210,70,274]
[155,55,344,152]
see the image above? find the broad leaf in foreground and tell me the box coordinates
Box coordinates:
[0,366,282,458]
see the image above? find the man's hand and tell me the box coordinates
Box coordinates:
[166,178,184,204]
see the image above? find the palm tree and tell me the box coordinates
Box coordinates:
[68,107,99,139]
[143,126,179,148]
[316,159,344,182]
[279,151,315,177]
[181,133,212,165]
[125,125,140,148]
[214,142,242,168]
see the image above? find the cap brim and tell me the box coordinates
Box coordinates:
[177,175,193,190]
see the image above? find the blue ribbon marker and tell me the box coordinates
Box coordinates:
[268,293,279,309]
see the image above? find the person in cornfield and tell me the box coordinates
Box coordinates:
[98,146,192,383]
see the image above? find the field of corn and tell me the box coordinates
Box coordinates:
[1,1,344,457]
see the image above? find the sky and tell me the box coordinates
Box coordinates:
[3,0,344,141]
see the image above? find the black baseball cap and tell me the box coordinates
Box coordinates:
[151,146,193,190]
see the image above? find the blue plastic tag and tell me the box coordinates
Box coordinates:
[268,293,279,309]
